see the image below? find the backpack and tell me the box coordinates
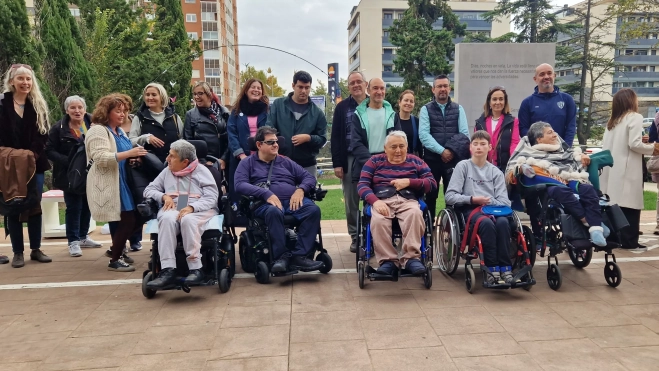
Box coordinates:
[66,141,93,195]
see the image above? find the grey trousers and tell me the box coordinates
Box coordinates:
[342,155,360,244]
[303,165,318,179]
[157,209,217,270]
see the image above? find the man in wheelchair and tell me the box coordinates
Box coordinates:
[234,126,324,273]
[356,131,437,276]
[505,122,608,248]
[142,140,220,288]
[445,131,519,285]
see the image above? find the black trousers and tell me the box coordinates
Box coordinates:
[462,208,513,268]
[426,159,453,219]
[108,210,143,262]
[619,207,641,248]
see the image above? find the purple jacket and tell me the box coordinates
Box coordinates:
[234,154,316,202]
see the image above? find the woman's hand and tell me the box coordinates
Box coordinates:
[149,136,165,148]
[643,135,650,144]
[129,146,148,157]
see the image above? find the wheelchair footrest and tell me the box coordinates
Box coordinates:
[510,278,536,289]
[594,242,619,253]
[365,265,399,281]
[272,270,298,277]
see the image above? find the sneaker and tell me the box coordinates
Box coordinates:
[79,236,102,248]
[30,249,52,263]
[654,225,659,236]
[104,249,112,258]
[271,254,290,273]
[290,256,324,272]
[376,261,398,276]
[104,250,134,264]
[349,241,357,253]
[130,242,142,251]
[68,241,83,257]
[0,255,8,264]
[405,259,426,275]
[500,266,519,284]
[108,259,135,272]
[146,268,177,288]
[184,269,204,285]
[486,271,501,285]
[11,253,24,268]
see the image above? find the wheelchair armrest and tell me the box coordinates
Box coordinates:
[137,198,159,219]
[309,184,327,201]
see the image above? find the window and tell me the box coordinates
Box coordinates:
[383,30,390,37]
[146,13,155,20]
[383,13,393,19]
[205,68,221,77]
[201,12,216,21]
[192,70,200,78]
[185,0,195,2]
[637,50,648,55]
[203,50,220,59]
[398,13,404,19]
[69,8,80,17]
[633,66,647,72]
[383,48,394,54]
[202,31,218,40]
[186,14,197,22]
[383,65,393,72]
[653,50,657,55]
[187,32,198,40]
[651,66,657,72]
[625,49,634,55]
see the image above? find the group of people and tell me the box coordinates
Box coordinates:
[0,61,656,282]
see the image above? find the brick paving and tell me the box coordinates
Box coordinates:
[1,213,659,370]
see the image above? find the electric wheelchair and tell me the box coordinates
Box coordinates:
[435,205,536,293]
[513,150,626,290]
[355,200,434,289]
[236,136,332,284]
[139,140,236,298]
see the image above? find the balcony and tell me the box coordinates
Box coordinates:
[613,87,659,96]
[382,36,393,46]
[349,40,360,58]
[555,74,581,84]
[432,19,491,30]
[615,55,659,63]
[382,18,394,28]
[348,23,360,43]
[382,53,395,64]
[623,38,659,47]
[349,57,360,72]
[614,71,659,80]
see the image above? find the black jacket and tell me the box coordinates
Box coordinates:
[330,95,360,171]
[444,133,471,166]
[45,113,93,191]
[133,102,182,162]
[183,105,230,162]
[394,113,422,156]
[475,113,516,174]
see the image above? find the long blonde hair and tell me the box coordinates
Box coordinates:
[3,65,50,134]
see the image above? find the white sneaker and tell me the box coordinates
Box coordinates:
[69,241,83,257]
[79,236,102,248]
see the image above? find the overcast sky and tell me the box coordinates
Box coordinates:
[236,0,584,95]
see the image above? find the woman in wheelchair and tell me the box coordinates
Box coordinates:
[505,122,608,248]
[356,131,437,276]
[143,140,219,288]
[445,131,518,285]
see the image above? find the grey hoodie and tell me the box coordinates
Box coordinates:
[444,159,511,207]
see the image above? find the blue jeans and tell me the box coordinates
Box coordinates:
[6,173,44,253]
[63,191,91,244]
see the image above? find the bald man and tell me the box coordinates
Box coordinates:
[350,78,398,183]
[519,63,577,147]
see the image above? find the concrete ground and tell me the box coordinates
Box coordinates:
[2,212,659,371]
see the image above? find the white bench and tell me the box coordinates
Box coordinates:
[41,190,96,238]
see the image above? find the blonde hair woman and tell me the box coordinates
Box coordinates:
[0,64,53,268]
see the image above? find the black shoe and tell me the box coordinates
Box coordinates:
[271,254,290,273]
[30,249,52,263]
[147,268,177,288]
[107,259,135,272]
[376,261,398,276]
[121,253,134,264]
[184,269,204,285]
[290,255,324,272]
[349,243,357,253]
[0,255,8,264]
[405,259,426,276]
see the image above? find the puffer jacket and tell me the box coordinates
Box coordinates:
[444,133,471,166]
[183,104,230,163]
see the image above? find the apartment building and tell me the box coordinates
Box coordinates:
[348,0,511,85]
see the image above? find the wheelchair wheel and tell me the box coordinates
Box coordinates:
[547,263,562,291]
[355,214,364,270]
[255,261,270,284]
[436,210,459,276]
[568,246,592,269]
[423,263,432,289]
[316,252,333,274]
[357,261,365,289]
[522,226,537,267]
[218,268,231,293]
[604,262,622,287]
[142,272,156,299]
[465,264,475,293]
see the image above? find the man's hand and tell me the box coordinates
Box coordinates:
[441,149,453,163]
[177,205,193,220]
[390,178,410,191]
[581,154,591,168]
[292,134,311,146]
[149,136,165,148]
[472,196,490,205]
[290,188,305,211]
[373,200,390,217]
[267,194,283,210]
[334,167,343,179]
[162,195,175,211]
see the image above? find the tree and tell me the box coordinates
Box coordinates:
[240,65,286,97]
[389,0,466,104]
[35,0,95,111]
[312,81,327,96]
[81,9,113,97]
[73,0,136,37]
[484,0,576,43]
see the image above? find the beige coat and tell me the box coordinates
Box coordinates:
[601,112,654,210]
[85,125,122,222]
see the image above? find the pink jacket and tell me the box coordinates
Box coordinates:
[477,115,520,167]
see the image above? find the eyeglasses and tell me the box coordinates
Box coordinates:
[11,64,32,71]
[434,84,450,89]
[260,140,278,146]
[348,80,365,86]
[192,92,206,97]
[489,85,506,91]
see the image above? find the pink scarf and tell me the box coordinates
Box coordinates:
[172,159,199,177]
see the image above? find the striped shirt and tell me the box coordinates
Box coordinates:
[357,153,437,205]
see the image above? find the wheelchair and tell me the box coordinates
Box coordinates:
[237,184,332,283]
[355,200,434,289]
[513,150,626,290]
[435,205,536,293]
[139,140,236,298]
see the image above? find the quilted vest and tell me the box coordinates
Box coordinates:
[424,99,460,162]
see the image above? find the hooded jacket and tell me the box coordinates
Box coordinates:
[518,86,576,147]
[46,113,93,191]
[350,98,397,182]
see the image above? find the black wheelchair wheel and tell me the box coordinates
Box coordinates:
[568,246,593,269]
[604,262,622,288]
[355,214,363,270]
[255,261,270,284]
[142,272,156,299]
[316,252,333,274]
[238,232,251,273]
[547,264,562,291]
[522,225,537,267]
[465,264,475,293]
[357,261,365,289]
[218,268,231,293]
[423,263,432,289]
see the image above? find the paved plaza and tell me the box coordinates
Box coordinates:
[2,213,659,371]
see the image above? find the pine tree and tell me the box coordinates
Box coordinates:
[484,0,575,43]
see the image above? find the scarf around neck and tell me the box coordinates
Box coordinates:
[239,96,267,117]
[506,137,589,183]
[198,95,224,123]
[172,159,199,177]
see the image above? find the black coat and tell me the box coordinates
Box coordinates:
[444,133,471,165]
[125,152,165,208]
[183,105,230,162]
[45,114,93,191]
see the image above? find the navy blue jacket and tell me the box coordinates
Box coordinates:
[518,86,576,147]
[234,154,316,202]
[227,111,269,158]
[650,118,658,143]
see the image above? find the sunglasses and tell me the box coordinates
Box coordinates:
[489,85,506,91]
[260,140,278,146]
[11,64,33,71]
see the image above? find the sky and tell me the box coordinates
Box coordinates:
[236,0,585,95]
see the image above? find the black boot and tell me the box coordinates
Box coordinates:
[290,255,324,272]
[147,268,178,289]
[184,269,204,285]
[271,253,290,273]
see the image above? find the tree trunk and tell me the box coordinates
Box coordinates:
[530,0,538,43]
[577,0,592,145]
